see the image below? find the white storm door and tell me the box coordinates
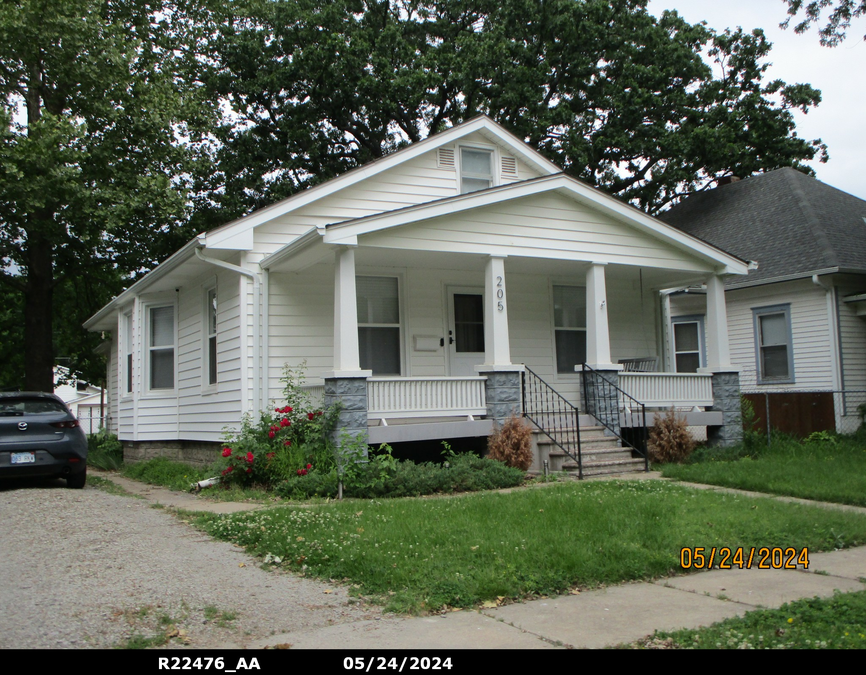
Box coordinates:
[447,287,485,376]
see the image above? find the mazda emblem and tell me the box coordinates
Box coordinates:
[18,422,27,431]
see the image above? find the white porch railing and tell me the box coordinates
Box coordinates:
[618,372,714,409]
[367,377,487,418]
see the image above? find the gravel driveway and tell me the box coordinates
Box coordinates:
[0,476,381,649]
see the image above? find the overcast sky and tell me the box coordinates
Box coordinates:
[646,0,866,200]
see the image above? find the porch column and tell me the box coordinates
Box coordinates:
[324,245,371,453]
[332,245,361,374]
[476,255,523,425]
[704,274,733,371]
[585,263,613,367]
[702,274,743,447]
[483,255,511,366]
[582,263,621,436]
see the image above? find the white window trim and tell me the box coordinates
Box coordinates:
[456,143,499,195]
[752,303,795,385]
[121,309,134,399]
[550,282,587,380]
[356,273,405,377]
[671,315,706,373]
[202,282,218,393]
[144,301,178,395]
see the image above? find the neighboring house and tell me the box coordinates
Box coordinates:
[54,366,106,434]
[84,116,749,469]
[658,168,866,435]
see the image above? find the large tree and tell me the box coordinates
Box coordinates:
[197,0,827,226]
[0,0,213,391]
[782,0,866,45]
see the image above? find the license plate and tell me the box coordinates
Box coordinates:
[11,452,35,464]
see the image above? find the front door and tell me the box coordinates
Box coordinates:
[447,287,485,376]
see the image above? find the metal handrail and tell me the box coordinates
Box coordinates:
[582,364,648,471]
[521,366,583,479]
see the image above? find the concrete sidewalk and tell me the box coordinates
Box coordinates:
[94,470,866,649]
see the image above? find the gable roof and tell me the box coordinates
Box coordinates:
[262,173,749,276]
[658,167,866,288]
[203,115,562,250]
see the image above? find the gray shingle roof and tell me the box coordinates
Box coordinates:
[658,168,866,287]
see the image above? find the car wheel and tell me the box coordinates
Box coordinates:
[66,467,86,489]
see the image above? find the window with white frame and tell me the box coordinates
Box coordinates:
[753,304,794,383]
[148,305,175,390]
[357,276,401,375]
[460,147,494,194]
[123,311,133,394]
[205,287,218,386]
[672,316,704,373]
[553,285,586,374]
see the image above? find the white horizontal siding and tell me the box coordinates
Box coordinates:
[359,193,716,272]
[728,280,833,391]
[252,138,546,257]
[836,281,866,420]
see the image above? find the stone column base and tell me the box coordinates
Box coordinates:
[324,375,369,457]
[476,366,523,427]
[708,370,743,447]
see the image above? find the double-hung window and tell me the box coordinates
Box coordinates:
[460,147,494,194]
[753,304,794,384]
[148,305,175,390]
[205,287,218,386]
[123,311,133,394]
[357,276,401,375]
[553,285,586,374]
[672,316,704,373]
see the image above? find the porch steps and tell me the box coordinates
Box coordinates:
[531,425,645,477]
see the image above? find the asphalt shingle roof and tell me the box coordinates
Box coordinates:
[658,167,866,287]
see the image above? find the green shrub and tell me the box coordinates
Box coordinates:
[275,451,525,500]
[741,396,765,452]
[216,364,340,487]
[87,430,124,470]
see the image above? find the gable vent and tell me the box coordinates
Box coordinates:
[437,147,455,169]
[501,155,518,178]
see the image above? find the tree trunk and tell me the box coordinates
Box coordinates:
[23,226,54,392]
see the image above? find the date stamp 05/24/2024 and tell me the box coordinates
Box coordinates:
[680,547,810,570]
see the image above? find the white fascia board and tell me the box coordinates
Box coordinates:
[83,237,203,331]
[260,227,324,271]
[323,175,749,275]
[201,116,561,244]
[203,226,255,250]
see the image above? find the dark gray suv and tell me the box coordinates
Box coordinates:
[0,392,88,488]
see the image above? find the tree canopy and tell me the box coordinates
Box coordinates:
[0,0,830,391]
[781,0,866,45]
[0,0,213,390]
[198,0,827,225]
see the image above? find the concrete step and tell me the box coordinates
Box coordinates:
[550,447,637,464]
[564,457,647,476]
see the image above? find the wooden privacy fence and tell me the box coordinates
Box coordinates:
[741,391,866,438]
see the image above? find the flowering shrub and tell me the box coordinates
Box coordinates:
[217,364,340,487]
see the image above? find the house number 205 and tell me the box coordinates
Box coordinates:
[496,276,505,311]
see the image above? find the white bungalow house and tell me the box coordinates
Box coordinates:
[659,168,866,436]
[85,116,749,473]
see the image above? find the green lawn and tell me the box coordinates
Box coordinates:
[660,436,866,506]
[632,590,866,649]
[193,480,866,613]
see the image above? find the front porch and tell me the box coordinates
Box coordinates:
[261,181,747,464]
